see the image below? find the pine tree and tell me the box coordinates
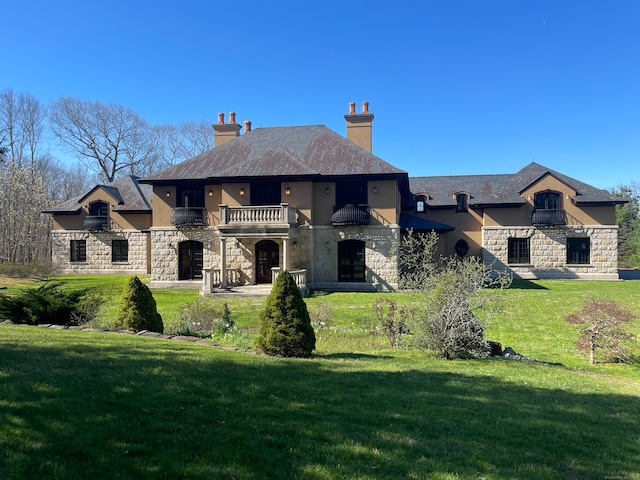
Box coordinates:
[256,271,315,357]
[114,276,163,333]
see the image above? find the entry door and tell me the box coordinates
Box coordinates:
[256,240,279,284]
[179,241,203,280]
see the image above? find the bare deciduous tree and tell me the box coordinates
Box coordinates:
[566,299,636,364]
[153,121,215,169]
[0,88,47,165]
[49,96,158,182]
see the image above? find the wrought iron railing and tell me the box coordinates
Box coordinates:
[170,207,207,227]
[331,204,371,226]
[531,209,567,226]
[83,215,110,231]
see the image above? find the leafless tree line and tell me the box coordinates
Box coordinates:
[0,87,216,266]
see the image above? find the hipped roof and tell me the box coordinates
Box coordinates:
[141,125,407,183]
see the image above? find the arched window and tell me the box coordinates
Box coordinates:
[338,240,366,282]
[178,240,203,280]
[89,201,108,216]
[534,191,560,210]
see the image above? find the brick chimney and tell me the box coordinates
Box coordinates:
[344,101,374,152]
[212,112,242,146]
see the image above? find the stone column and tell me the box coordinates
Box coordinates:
[283,237,289,271]
[220,238,227,289]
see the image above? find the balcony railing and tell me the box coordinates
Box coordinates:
[531,208,567,226]
[331,204,371,226]
[219,204,296,226]
[171,207,207,227]
[83,215,110,231]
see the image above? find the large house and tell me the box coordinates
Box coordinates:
[45,103,625,292]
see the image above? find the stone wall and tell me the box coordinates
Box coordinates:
[51,230,148,274]
[149,228,221,282]
[307,225,400,291]
[482,225,619,280]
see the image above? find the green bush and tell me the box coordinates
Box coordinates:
[113,276,163,333]
[171,298,233,337]
[0,282,85,325]
[255,271,316,357]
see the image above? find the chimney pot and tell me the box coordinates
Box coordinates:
[217,112,225,124]
[362,101,369,114]
[349,102,356,114]
[244,120,252,132]
[229,112,236,124]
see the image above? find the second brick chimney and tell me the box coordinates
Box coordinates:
[212,112,242,147]
[344,101,374,152]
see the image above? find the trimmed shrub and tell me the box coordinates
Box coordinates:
[0,282,85,325]
[113,276,163,333]
[255,271,315,357]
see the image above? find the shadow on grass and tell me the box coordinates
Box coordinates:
[0,328,638,479]
[313,352,394,360]
[509,280,549,290]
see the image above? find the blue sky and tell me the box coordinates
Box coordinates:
[4,0,639,189]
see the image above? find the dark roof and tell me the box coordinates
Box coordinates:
[141,125,407,183]
[409,162,625,208]
[399,214,455,232]
[43,176,152,214]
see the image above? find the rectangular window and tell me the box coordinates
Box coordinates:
[508,238,530,264]
[112,239,129,262]
[336,180,367,207]
[176,185,205,207]
[567,237,590,264]
[70,240,86,262]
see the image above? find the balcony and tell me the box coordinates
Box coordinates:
[531,208,567,226]
[218,204,297,235]
[170,207,207,227]
[83,215,110,231]
[331,204,370,226]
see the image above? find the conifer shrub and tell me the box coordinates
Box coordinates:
[0,282,85,325]
[113,276,163,333]
[255,271,315,357]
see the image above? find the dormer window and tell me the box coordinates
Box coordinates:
[456,193,469,213]
[534,191,560,210]
[89,201,108,217]
[415,194,427,213]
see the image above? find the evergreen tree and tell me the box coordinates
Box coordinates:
[256,271,315,357]
[114,276,163,333]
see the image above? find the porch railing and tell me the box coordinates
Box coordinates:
[272,267,308,293]
[202,268,242,291]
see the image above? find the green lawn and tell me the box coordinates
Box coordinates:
[1,276,639,479]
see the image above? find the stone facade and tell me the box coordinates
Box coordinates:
[148,224,400,291]
[482,225,619,280]
[51,230,149,274]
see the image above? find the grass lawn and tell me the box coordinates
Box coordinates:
[1,276,639,479]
